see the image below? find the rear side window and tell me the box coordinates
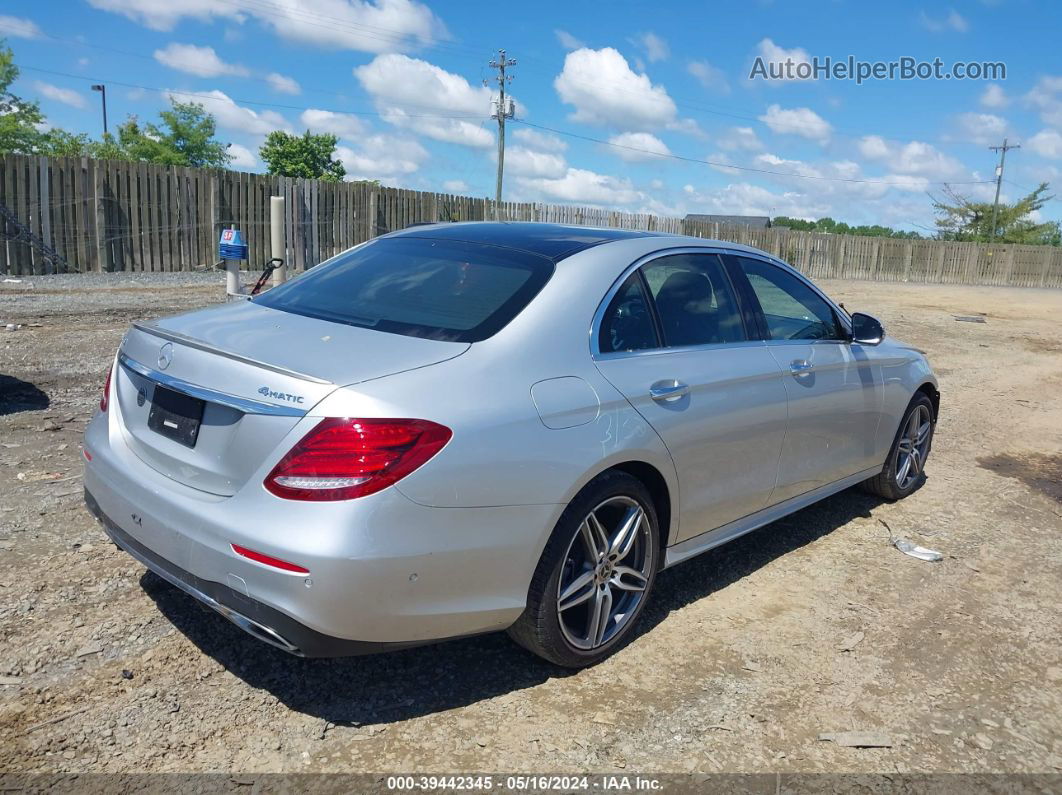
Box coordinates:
[641,254,746,346]
[738,257,844,341]
[599,273,660,353]
[254,236,554,342]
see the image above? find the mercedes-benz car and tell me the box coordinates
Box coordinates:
[82,223,938,667]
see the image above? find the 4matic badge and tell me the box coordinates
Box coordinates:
[258,386,305,404]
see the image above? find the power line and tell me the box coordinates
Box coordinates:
[19,65,485,122]
[512,119,994,186]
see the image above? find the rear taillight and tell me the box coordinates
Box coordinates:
[264,418,452,501]
[100,364,113,412]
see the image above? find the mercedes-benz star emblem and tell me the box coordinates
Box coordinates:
[157,343,173,371]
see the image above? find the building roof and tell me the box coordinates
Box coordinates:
[391,221,666,261]
[684,214,772,228]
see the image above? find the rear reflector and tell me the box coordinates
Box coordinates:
[231,544,310,574]
[100,364,113,412]
[264,417,452,501]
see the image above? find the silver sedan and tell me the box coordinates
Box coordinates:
[83,223,938,667]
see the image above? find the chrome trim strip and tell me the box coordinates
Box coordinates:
[132,322,333,385]
[118,353,308,417]
[663,466,881,568]
[96,519,302,655]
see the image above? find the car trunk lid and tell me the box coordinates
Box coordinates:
[114,300,469,496]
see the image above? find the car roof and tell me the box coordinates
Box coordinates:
[387,221,669,262]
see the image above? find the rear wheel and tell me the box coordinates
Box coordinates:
[508,471,660,668]
[862,393,935,500]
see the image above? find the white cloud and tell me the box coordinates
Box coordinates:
[519,168,642,205]
[683,181,830,219]
[952,112,1008,146]
[632,32,669,63]
[858,136,967,181]
[511,128,567,152]
[758,104,832,143]
[227,143,257,168]
[555,29,583,50]
[980,83,1008,109]
[503,147,567,178]
[687,60,730,94]
[1027,129,1062,159]
[554,47,677,130]
[335,134,429,181]
[0,14,42,38]
[168,89,290,135]
[752,38,812,82]
[919,9,969,33]
[442,179,469,193]
[154,43,249,78]
[355,54,494,148]
[299,108,366,139]
[705,153,740,176]
[1025,75,1062,128]
[716,126,764,152]
[33,81,86,109]
[267,73,301,95]
[88,0,447,52]
[607,131,671,161]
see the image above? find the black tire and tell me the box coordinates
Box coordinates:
[862,392,935,500]
[508,471,661,668]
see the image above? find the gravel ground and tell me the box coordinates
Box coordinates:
[0,275,1060,775]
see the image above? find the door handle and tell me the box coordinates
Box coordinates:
[789,359,813,375]
[649,380,690,401]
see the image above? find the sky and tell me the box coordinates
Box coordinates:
[2,0,1062,232]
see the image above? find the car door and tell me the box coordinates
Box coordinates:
[592,250,789,543]
[729,255,883,503]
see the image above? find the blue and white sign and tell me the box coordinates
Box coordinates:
[218,228,249,261]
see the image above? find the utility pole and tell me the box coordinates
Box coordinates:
[488,49,515,220]
[91,84,108,136]
[988,137,1019,239]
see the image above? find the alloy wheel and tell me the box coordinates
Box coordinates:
[895,404,932,489]
[556,496,653,651]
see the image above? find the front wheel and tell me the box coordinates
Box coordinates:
[508,471,660,668]
[862,393,935,500]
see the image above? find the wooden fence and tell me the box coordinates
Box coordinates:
[2,153,1061,287]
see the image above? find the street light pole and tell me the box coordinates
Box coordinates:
[91,84,108,136]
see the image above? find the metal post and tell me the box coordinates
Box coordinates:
[224,225,242,299]
[91,84,108,136]
[270,196,287,285]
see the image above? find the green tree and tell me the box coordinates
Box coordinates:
[772,216,921,239]
[259,130,345,181]
[100,101,231,167]
[0,40,48,155]
[931,182,1060,245]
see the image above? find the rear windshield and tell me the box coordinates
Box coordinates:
[254,236,554,342]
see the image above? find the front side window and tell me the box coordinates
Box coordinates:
[254,236,554,342]
[598,273,660,354]
[738,257,845,341]
[641,254,746,347]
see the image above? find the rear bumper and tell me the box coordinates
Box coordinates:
[82,408,562,654]
[85,490,416,657]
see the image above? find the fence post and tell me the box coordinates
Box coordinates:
[368,191,378,238]
[902,242,913,281]
[270,195,286,285]
[91,159,107,272]
[1039,247,1052,287]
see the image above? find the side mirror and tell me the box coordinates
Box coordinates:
[851,312,884,345]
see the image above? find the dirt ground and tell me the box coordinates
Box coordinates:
[0,274,1060,775]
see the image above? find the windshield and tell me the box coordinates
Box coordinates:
[254,236,554,342]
